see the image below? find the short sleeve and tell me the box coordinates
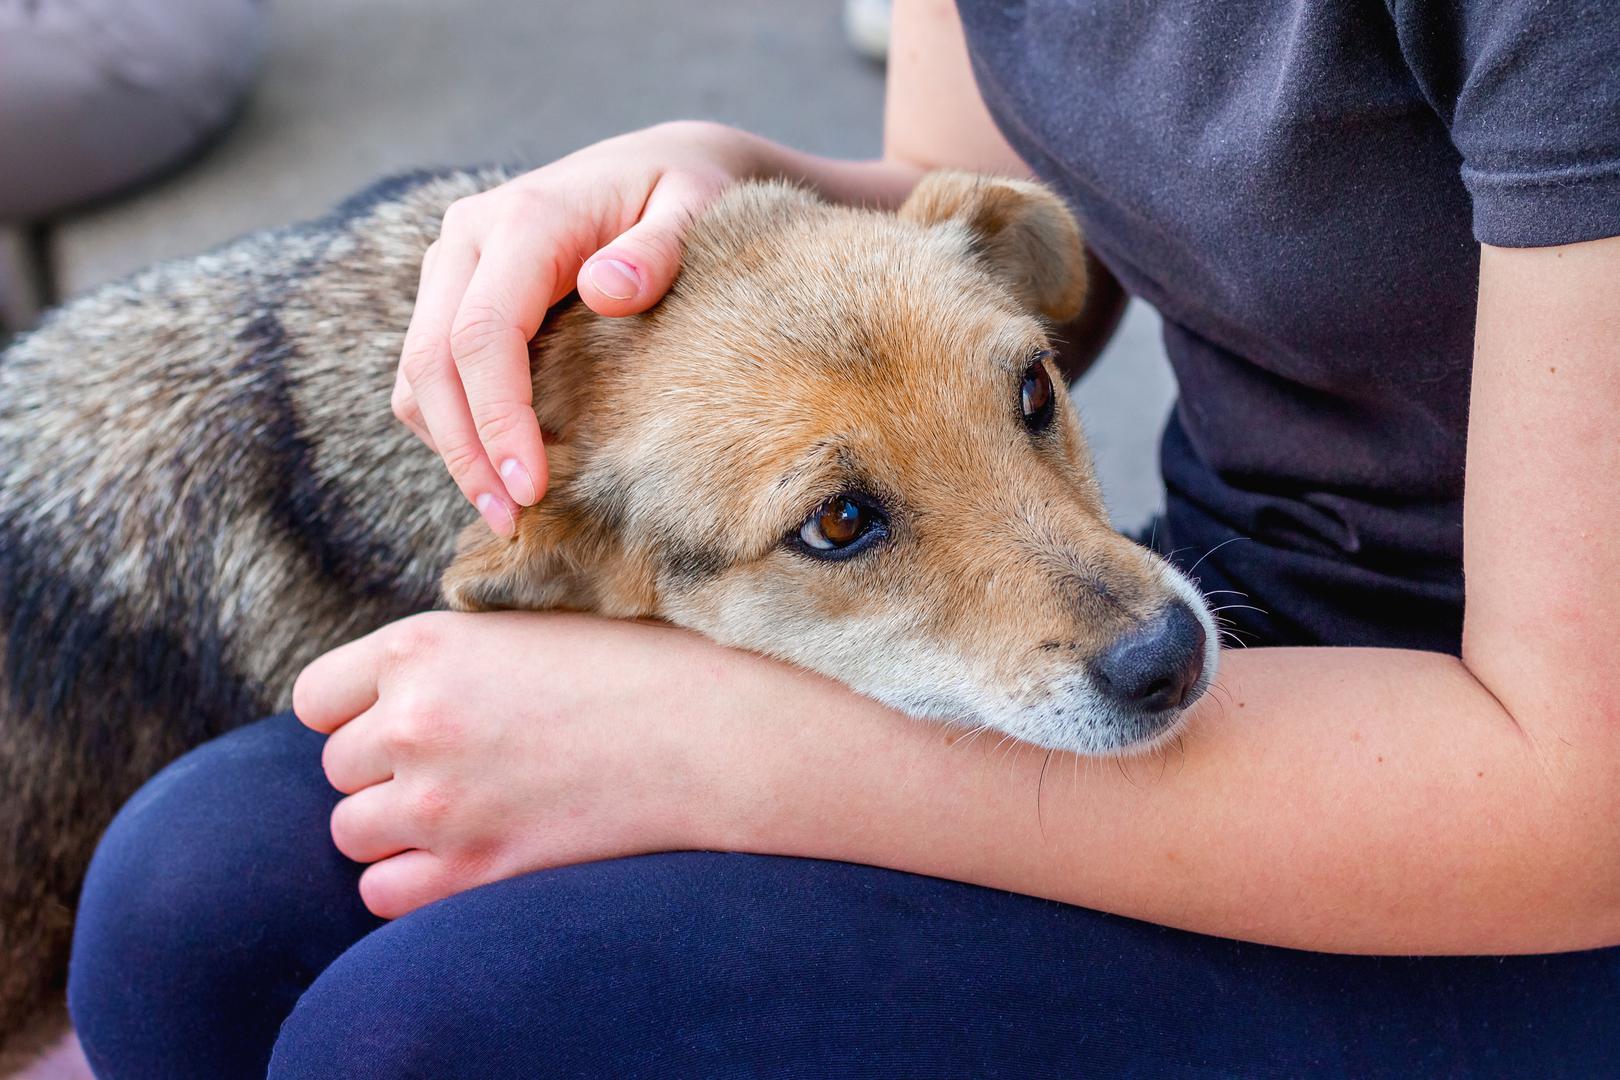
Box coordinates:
[1392,0,1620,248]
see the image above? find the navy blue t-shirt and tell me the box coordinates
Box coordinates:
[957,1,1620,652]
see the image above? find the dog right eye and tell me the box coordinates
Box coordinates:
[791,495,888,560]
[1020,354,1056,432]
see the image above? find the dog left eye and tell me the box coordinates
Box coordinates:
[793,495,887,559]
[1021,355,1055,432]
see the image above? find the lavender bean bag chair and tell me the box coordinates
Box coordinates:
[0,0,267,221]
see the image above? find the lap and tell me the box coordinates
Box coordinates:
[277,854,1620,1079]
[72,714,1620,1080]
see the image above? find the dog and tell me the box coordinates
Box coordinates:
[0,167,1216,1066]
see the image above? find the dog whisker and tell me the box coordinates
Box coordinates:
[1037,748,1055,840]
[951,722,995,752]
[1209,603,1268,616]
[1187,535,1251,576]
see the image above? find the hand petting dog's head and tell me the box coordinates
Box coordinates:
[443,172,1216,754]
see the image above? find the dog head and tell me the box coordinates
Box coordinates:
[441,172,1216,754]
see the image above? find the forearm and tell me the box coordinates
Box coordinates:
[734,127,928,210]
[715,645,1620,955]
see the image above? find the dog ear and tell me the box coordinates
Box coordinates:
[899,171,1088,323]
[440,443,658,617]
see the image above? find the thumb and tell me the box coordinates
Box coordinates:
[578,179,707,316]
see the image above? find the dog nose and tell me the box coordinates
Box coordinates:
[1089,604,1206,713]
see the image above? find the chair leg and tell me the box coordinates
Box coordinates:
[0,223,51,335]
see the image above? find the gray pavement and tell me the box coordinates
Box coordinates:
[48,0,1174,531]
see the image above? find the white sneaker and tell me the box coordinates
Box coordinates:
[844,0,892,62]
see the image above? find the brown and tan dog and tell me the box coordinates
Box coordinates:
[0,168,1215,1066]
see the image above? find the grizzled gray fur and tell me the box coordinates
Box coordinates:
[0,168,514,1063]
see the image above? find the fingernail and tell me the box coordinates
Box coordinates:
[500,458,538,505]
[587,257,640,301]
[475,493,516,537]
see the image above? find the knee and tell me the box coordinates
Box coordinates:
[269,853,752,1076]
[68,714,352,1066]
[269,853,939,1077]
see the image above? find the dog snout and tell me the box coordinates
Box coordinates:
[1089,603,1206,714]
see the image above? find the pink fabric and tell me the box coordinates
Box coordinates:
[14,1032,91,1080]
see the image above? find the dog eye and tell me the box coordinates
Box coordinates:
[793,495,887,559]
[1020,355,1055,431]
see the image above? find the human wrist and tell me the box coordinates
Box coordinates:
[724,125,925,210]
[641,120,922,212]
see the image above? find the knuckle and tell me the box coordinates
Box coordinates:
[392,705,446,750]
[384,613,445,666]
[388,707,462,756]
[381,717,417,757]
[657,166,722,204]
[471,401,531,447]
[449,304,518,363]
[498,186,552,222]
[399,335,450,387]
[435,434,486,483]
[440,196,480,233]
[390,386,417,425]
[409,782,455,826]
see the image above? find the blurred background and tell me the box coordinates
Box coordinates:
[0,0,1175,530]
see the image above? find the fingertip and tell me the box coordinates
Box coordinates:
[475,492,518,537]
[359,851,442,919]
[585,255,641,300]
[357,863,404,919]
[290,653,348,734]
[291,667,319,729]
[498,456,541,507]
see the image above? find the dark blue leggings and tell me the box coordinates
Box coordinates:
[68,714,1620,1078]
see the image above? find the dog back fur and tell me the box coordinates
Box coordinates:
[0,168,512,1061]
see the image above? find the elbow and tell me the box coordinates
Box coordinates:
[1462,662,1620,950]
[1521,732,1620,951]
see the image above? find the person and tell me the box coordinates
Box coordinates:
[67,1,1620,1076]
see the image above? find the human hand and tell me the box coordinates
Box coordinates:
[292,611,786,918]
[393,121,763,534]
